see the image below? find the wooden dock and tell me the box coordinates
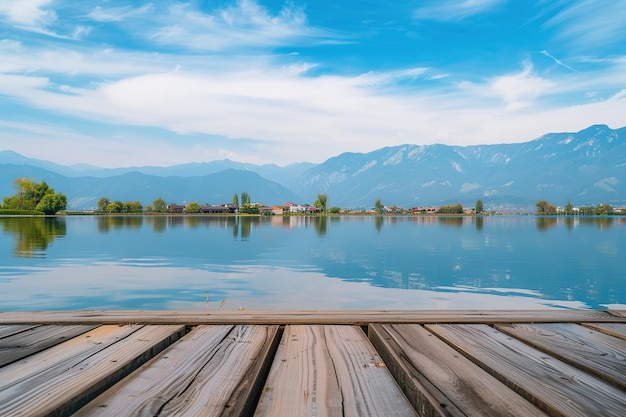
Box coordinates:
[0,310,624,417]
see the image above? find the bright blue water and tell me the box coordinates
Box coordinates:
[0,215,623,311]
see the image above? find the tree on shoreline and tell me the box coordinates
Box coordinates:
[186,202,201,213]
[240,192,250,206]
[152,198,168,213]
[536,200,557,215]
[2,178,67,214]
[438,203,463,214]
[374,198,383,213]
[475,199,483,214]
[314,194,328,212]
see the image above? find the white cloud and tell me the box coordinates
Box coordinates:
[540,50,577,72]
[415,0,504,21]
[150,0,328,51]
[71,25,92,40]
[488,61,555,109]
[87,4,154,22]
[544,0,626,49]
[0,0,55,27]
[0,1,625,167]
[2,55,625,166]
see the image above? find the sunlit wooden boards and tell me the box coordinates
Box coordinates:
[255,325,417,417]
[495,323,626,389]
[370,323,626,417]
[0,324,186,417]
[0,324,98,367]
[1,316,626,417]
[75,324,279,417]
[582,322,626,340]
[1,309,625,325]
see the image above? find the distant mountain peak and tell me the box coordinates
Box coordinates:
[2,124,624,210]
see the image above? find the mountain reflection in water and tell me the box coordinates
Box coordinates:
[0,215,623,311]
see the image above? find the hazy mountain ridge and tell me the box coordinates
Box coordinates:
[1,124,625,210]
[0,165,301,210]
[290,124,626,209]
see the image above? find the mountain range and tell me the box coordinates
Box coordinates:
[1,124,625,211]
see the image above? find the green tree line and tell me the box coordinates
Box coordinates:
[1,178,67,215]
[537,199,622,215]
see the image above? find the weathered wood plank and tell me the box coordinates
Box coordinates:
[582,322,626,340]
[0,324,98,367]
[0,324,185,417]
[255,325,416,417]
[0,309,624,325]
[75,325,280,417]
[610,310,626,319]
[427,324,626,417]
[369,323,548,417]
[0,324,40,339]
[496,323,626,389]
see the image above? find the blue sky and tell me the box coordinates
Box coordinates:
[1,0,625,167]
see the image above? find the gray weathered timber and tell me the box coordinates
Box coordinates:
[427,324,626,417]
[496,323,626,389]
[0,324,185,417]
[1,311,625,417]
[0,324,98,367]
[254,325,417,417]
[0,309,624,325]
[369,323,548,417]
[75,325,279,417]
[0,324,40,339]
[582,322,626,340]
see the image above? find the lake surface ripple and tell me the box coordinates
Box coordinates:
[1,215,623,311]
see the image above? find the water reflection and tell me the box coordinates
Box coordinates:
[536,216,616,231]
[474,216,483,231]
[1,215,623,311]
[147,215,168,232]
[97,216,143,232]
[313,216,327,236]
[375,216,383,232]
[0,217,66,257]
[536,217,558,230]
[241,217,252,240]
[438,216,464,227]
[581,217,614,228]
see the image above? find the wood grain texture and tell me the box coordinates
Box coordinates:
[427,324,626,417]
[582,322,626,340]
[369,323,548,417]
[0,309,624,325]
[0,324,98,367]
[0,324,40,339]
[254,325,416,417]
[496,323,626,389]
[75,325,280,417]
[0,324,185,417]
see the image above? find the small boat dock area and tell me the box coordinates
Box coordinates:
[0,309,624,416]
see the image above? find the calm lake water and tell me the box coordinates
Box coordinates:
[1,215,624,311]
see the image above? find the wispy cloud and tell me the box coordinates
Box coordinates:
[540,50,578,72]
[458,61,555,110]
[0,0,55,27]
[414,0,504,21]
[544,0,626,49]
[0,0,92,39]
[0,1,625,167]
[2,52,625,165]
[489,62,555,110]
[87,3,154,22]
[149,0,331,51]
